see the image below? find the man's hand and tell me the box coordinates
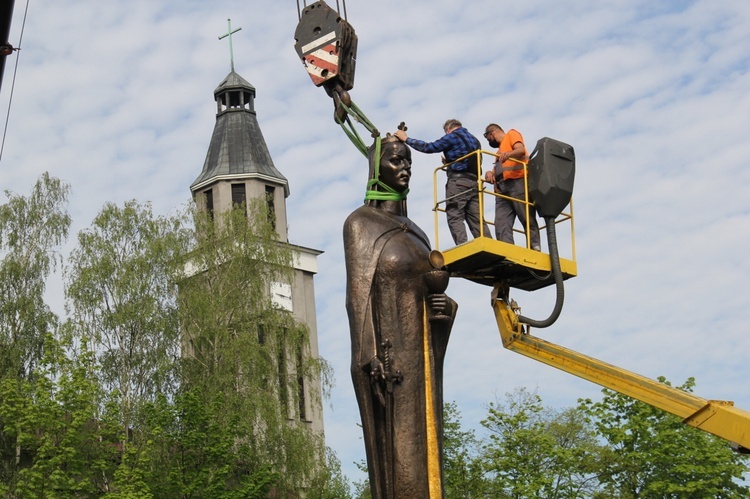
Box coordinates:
[500,141,526,163]
[394,130,408,142]
[484,170,496,183]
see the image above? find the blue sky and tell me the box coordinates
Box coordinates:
[2,0,750,487]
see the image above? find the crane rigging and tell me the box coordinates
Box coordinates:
[292,0,750,453]
[293,0,382,164]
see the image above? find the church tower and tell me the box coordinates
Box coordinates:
[190,70,290,242]
[189,60,325,436]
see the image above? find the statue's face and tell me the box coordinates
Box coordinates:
[379,141,412,193]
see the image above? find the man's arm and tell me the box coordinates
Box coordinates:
[394,129,452,154]
[499,141,525,163]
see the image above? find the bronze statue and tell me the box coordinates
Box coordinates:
[344,135,458,498]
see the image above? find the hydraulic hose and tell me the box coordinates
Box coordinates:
[519,216,564,328]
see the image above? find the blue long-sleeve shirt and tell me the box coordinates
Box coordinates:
[405,127,481,172]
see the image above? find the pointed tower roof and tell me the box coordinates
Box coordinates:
[190,70,289,196]
[213,70,254,95]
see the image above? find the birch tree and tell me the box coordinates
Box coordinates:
[0,173,71,491]
[64,200,190,438]
[0,172,70,380]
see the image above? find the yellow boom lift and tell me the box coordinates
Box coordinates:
[434,146,750,452]
[293,0,750,452]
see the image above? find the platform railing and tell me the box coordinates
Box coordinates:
[432,149,575,263]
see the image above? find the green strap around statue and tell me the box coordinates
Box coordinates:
[334,99,408,202]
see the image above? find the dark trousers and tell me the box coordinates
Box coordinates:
[494,177,541,250]
[445,175,490,245]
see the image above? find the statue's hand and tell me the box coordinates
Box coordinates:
[428,293,448,315]
[369,358,386,407]
[369,357,385,381]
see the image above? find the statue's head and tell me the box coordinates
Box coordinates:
[365,134,412,204]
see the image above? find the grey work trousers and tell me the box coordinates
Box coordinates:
[445,175,490,245]
[494,177,541,250]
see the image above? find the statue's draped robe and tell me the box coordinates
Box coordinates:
[344,205,456,498]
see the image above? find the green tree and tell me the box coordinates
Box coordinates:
[0,333,117,497]
[308,446,353,499]
[64,200,190,440]
[1,186,345,496]
[0,173,71,493]
[480,387,601,498]
[351,458,372,499]
[174,202,332,496]
[443,401,487,498]
[0,172,70,381]
[578,377,750,498]
[62,200,192,495]
[130,388,281,498]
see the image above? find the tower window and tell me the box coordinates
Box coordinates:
[243,91,254,111]
[297,346,307,421]
[265,185,276,229]
[278,332,288,413]
[204,188,214,220]
[229,91,241,108]
[217,90,254,112]
[232,183,247,217]
[258,323,266,345]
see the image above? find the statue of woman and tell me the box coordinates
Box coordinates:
[344,134,458,498]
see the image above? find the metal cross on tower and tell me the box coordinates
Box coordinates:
[218,18,242,72]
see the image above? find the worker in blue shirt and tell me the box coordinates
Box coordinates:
[395,119,489,245]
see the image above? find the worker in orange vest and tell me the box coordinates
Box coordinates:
[483,123,541,250]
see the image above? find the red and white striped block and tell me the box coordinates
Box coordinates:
[301,33,340,86]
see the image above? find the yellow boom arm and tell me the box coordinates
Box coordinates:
[493,299,750,450]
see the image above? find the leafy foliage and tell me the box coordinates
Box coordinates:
[443,401,486,498]
[0,173,70,381]
[0,173,72,492]
[438,379,749,499]
[65,200,191,438]
[578,377,750,498]
[177,202,328,495]
[0,334,117,496]
[0,179,343,496]
[479,387,601,498]
[139,390,278,498]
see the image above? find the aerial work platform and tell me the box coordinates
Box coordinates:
[431,149,750,451]
[441,235,577,291]
[432,150,577,291]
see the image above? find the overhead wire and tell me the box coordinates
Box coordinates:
[0,0,30,163]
